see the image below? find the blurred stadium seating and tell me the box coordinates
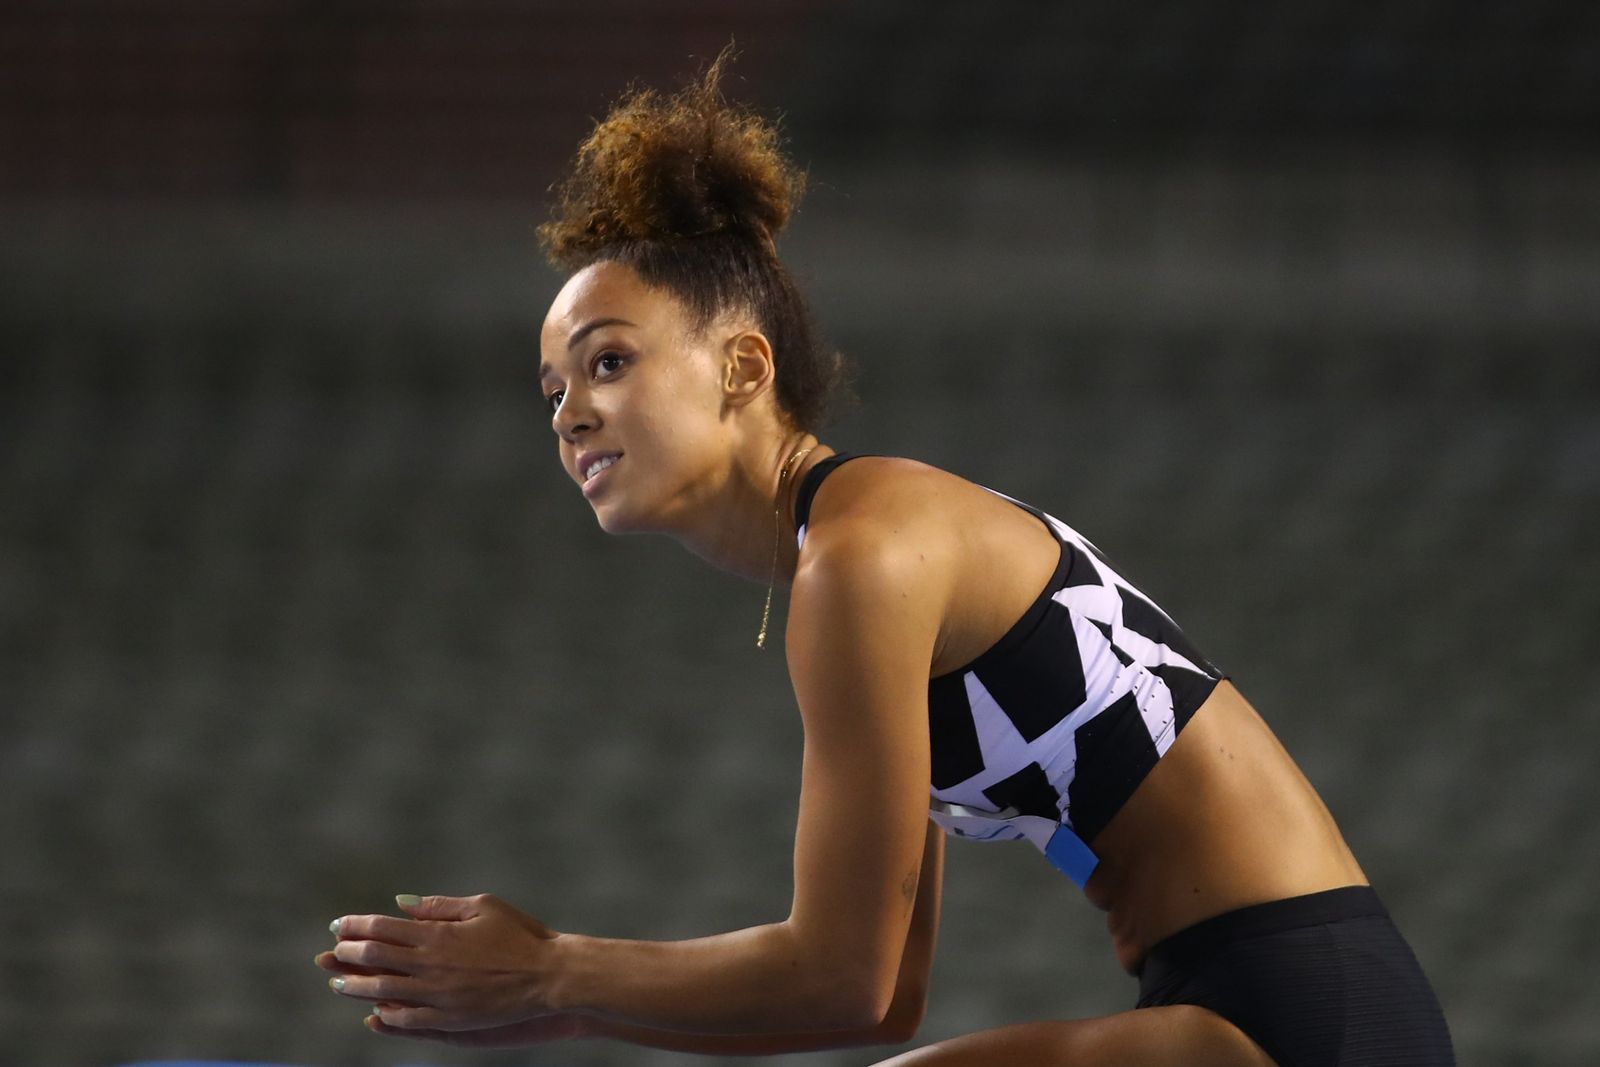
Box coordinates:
[2,3,1597,1065]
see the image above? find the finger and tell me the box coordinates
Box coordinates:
[365,1013,443,1042]
[368,1011,579,1048]
[330,913,425,946]
[395,893,481,921]
[333,938,413,972]
[315,950,404,977]
[329,972,425,1003]
[367,1002,453,1031]
[366,1014,515,1048]
[367,1012,495,1046]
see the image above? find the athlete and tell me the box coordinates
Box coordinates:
[316,53,1455,1065]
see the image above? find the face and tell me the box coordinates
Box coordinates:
[539,260,752,535]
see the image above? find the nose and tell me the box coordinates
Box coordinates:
[551,386,597,442]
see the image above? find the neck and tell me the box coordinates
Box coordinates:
[668,433,831,586]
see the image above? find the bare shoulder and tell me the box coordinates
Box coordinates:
[791,455,967,594]
[797,454,1015,552]
[793,454,1065,678]
[802,455,963,525]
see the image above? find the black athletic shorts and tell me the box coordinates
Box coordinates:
[1135,885,1455,1066]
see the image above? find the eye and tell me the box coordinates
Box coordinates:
[546,351,626,414]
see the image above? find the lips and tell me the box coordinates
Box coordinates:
[576,450,623,492]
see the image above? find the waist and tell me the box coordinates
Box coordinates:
[1137,884,1385,979]
[1084,680,1368,969]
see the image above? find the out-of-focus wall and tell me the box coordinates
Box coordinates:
[3,4,1597,1066]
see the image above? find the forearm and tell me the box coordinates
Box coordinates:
[576,967,926,1055]
[549,921,888,1035]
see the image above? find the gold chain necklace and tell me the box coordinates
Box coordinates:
[756,442,815,649]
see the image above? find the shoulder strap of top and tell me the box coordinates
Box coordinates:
[793,451,876,535]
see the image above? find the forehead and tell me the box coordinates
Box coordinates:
[540,261,677,349]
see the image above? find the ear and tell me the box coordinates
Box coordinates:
[720,329,776,409]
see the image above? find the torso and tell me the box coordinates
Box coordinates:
[792,451,1367,972]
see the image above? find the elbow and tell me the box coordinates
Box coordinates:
[877,1016,923,1046]
[810,976,897,1034]
[813,972,925,1045]
[777,923,914,1036]
[798,957,901,1034]
[873,983,928,1046]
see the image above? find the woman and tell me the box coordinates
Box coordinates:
[316,55,1454,1065]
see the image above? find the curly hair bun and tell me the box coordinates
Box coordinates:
[540,46,805,269]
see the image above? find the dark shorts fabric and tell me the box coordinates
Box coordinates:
[1135,886,1455,1066]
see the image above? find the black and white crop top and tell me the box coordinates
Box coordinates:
[792,452,1226,889]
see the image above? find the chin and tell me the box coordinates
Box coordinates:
[590,502,651,536]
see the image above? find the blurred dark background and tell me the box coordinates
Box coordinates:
[2,2,1597,1065]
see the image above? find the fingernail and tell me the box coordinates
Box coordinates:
[395,893,421,908]
[330,976,346,993]
[328,918,342,935]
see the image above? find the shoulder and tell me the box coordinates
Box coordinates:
[786,456,966,673]
[793,455,964,592]
[800,455,971,543]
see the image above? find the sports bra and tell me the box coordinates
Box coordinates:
[793,452,1226,889]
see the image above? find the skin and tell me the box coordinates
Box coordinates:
[316,259,1368,1064]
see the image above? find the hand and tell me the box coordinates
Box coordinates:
[362,1011,587,1048]
[323,892,566,1032]
[316,938,584,1046]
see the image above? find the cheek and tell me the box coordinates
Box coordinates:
[640,366,725,443]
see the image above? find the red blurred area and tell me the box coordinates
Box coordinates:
[0,0,812,201]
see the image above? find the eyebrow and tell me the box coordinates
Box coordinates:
[539,317,636,381]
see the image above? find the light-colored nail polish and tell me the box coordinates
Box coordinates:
[329,918,342,935]
[330,976,346,993]
[395,894,421,908]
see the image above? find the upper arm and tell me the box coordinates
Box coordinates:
[782,523,951,1022]
[876,819,944,1042]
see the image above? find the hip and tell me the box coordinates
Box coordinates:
[1136,885,1455,1067]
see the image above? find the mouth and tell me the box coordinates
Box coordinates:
[580,452,623,494]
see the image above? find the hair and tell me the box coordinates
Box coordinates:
[538,47,855,433]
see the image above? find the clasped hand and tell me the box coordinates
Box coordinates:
[316,892,584,1046]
